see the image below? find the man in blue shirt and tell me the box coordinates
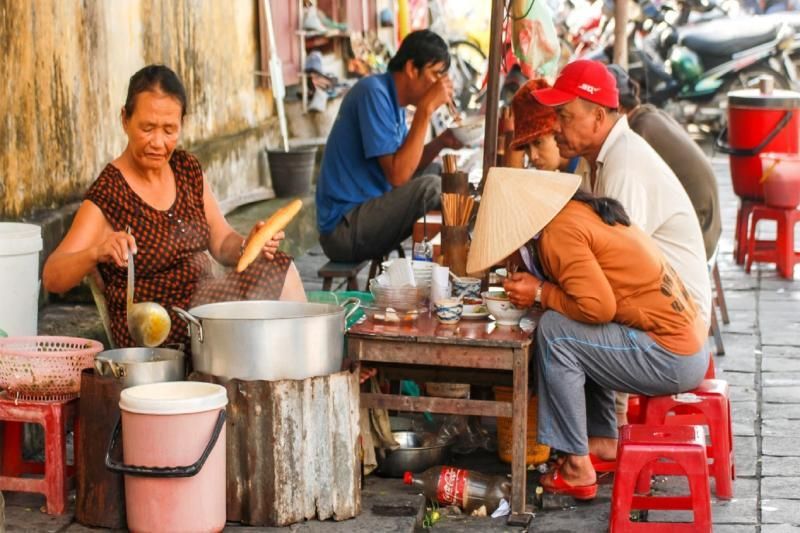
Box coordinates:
[316,30,462,262]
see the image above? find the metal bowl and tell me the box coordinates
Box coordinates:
[376,431,451,478]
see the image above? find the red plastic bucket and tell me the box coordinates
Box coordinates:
[760,153,800,209]
[718,89,800,200]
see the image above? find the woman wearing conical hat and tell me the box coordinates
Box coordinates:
[467,168,709,501]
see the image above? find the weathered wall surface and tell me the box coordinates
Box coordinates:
[0,0,279,219]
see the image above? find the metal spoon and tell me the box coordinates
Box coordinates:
[126,228,171,347]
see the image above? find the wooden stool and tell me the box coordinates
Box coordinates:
[610,424,712,532]
[734,200,757,265]
[0,396,79,514]
[317,260,369,291]
[644,379,734,499]
[745,204,800,279]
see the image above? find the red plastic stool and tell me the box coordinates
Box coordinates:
[643,379,734,499]
[735,200,758,265]
[610,424,712,532]
[626,359,714,425]
[0,396,80,514]
[744,204,800,279]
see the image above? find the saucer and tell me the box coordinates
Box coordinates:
[462,310,490,320]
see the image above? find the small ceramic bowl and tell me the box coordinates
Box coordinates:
[452,277,482,300]
[433,298,463,324]
[482,291,528,326]
[461,297,485,315]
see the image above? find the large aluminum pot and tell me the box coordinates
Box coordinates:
[94,346,186,389]
[173,299,360,382]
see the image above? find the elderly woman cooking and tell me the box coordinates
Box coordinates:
[467,168,708,500]
[43,64,305,348]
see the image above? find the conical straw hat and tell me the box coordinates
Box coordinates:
[466,167,581,275]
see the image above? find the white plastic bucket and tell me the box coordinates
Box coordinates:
[113,382,228,533]
[0,223,42,336]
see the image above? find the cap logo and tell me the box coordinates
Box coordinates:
[578,83,599,94]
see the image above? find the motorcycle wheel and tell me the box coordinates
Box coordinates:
[448,40,487,112]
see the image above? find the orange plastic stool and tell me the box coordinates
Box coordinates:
[0,396,80,514]
[745,204,800,279]
[643,379,734,499]
[610,424,712,532]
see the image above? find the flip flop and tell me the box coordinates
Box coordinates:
[540,467,598,500]
[589,453,617,473]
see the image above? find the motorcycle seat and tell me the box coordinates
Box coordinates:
[679,18,779,58]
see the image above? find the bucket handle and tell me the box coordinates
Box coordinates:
[172,306,203,343]
[105,409,226,478]
[714,110,793,156]
[339,297,362,326]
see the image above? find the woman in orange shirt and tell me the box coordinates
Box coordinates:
[467,168,709,501]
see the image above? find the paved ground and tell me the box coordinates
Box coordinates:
[2,152,799,531]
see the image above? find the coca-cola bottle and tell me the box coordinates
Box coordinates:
[404,466,511,513]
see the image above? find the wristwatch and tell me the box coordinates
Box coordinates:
[534,280,545,308]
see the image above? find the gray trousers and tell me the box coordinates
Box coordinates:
[535,310,709,456]
[319,174,441,262]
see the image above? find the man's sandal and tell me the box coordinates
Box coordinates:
[540,467,598,500]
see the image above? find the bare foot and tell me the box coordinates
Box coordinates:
[588,437,618,462]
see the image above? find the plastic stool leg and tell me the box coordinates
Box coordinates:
[43,405,67,515]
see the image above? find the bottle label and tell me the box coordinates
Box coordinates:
[436,467,468,507]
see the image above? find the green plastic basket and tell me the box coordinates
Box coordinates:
[306,290,374,330]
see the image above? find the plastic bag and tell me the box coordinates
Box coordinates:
[511,0,561,80]
[434,414,497,454]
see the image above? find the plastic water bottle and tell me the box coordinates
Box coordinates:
[413,239,433,262]
[404,466,511,513]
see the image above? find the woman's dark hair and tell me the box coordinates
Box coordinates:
[124,64,188,119]
[571,190,631,227]
[387,29,451,73]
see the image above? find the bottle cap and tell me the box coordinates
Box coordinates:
[403,471,413,484]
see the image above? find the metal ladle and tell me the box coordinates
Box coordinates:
[126,229,171,347]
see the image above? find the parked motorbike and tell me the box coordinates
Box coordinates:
[587,0,797,130]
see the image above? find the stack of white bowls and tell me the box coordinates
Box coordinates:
[381,259,433,288]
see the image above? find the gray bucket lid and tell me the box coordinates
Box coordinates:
[728,89,800,109]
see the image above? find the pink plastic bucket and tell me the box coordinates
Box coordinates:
[114,382,228,533]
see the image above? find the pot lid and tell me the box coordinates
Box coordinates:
[728,89,800,109]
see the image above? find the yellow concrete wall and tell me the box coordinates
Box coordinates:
[0,0,276,218]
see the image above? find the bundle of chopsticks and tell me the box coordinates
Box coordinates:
[441,192,474,227]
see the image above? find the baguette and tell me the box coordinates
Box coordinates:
[236,198,303,272]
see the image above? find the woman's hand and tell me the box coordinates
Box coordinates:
[503,272,542,309]
[244,225,285,261]
[95,231,137,267]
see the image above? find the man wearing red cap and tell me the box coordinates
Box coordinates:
[531,59,710,325]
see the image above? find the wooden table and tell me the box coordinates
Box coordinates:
[347,311,539,523]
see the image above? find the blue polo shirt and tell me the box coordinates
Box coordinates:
[316,73,408,235]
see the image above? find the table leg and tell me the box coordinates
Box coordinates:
[508,347,531,525]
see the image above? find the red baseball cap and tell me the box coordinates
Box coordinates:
[532,60,619,109]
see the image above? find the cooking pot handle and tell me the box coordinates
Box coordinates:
[172,306,204,343]
[714,110,793,156]
[94,356,125,379]
[105,409,226,477]
[340,297,362,324]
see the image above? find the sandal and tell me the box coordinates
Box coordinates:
[540,467,598,500]
[589,453,616,473]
